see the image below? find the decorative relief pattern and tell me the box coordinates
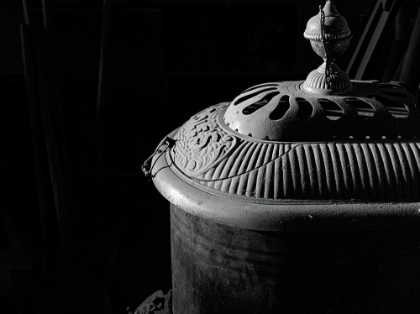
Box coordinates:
[170,96,420,201]
[172,103,238,176]
[129,290,172,314]
[223,80,420,141]
[186,141,420,201]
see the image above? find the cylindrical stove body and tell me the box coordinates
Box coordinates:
[147,2,420,313]
[151,101,420,312]
[170,204,420,313]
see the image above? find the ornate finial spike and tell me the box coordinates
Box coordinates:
[322,0,340,16]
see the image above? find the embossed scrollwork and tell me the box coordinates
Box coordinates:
[172,103,237,177]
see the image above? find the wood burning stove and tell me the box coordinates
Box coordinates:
[143,1,420,313]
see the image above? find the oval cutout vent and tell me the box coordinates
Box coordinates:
[223,81,419,141]
[296,98,313,120]
[242,92,280,115]
[232,87,277,106]
[318,98,343,120]
[269,95,290,120]
[345,98,374,118]
[369,95,408,118]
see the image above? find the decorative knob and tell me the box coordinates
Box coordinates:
[303,0,353,95]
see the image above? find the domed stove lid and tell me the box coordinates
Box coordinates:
[224,80,419,141]
[148,1,420,231]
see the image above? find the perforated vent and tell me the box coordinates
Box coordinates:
[223,80,420,141]
[318,98,343,120]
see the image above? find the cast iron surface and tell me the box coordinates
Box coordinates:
[170,203,420,314]
[170,94,420,201]
[303,0,351,44]
[224,80,419,141]
[303,0,353,94]
[151,130,420,231]
[146,2,420,313]
[148,0,420,225]
[145,3,420,314]
[148,0,420,203]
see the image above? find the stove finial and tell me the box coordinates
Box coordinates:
[303,0,353,95]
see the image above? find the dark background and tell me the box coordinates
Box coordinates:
[1,0,415,313]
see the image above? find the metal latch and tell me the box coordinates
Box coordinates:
[142,137,176,180]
